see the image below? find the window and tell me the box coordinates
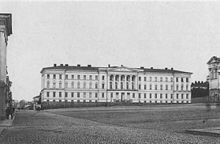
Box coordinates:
[176,77,178,82]
[171,85,173,90]
[59,74,62,79]
[95,93,98,98]
[115,82,118,89]
[133,93,135,98]
[65,74,68,79]
[139,77,141,81]
[150,77,152,82]
[150,93,152,98]
[53,100,55,102]
[102,76,105,80]
[166,85,168,90]
[47,81,50,88]
[102,83,105,89]
[160,85,163,90]
[171,77,173,82]
[83,92,86,98]
[176,94,179,99]
[89,75,92,80]
[53,92,56,97]
[110,82,113,89]
[102,93,105,98]
[84,75,86,80]
[59,92,62,97]
[72,75,74,79]
[186,94,188,99]
[171,94,173,99]
[53,82,56,88]
[139,84,141,90]
[77,75,80,80]
[89,92,92,98]
[138,93,141,98]
[59,82,62,88]
[71,81,74,88]
[47,100,49,102]
[186,85,188,91]
[155,77,157,82]
[165,94,168,99]
[65,92,68,97]
[160,77,163,82]
[165,77,168,82]
[111,93,113,98]
[95,83,98,89]
[132,83,135,90]
[176,85,179,91]
[150,84,152,90]
[77,92,80,98]
[155,85,157,90]
[47,74,50,79]
[89,82,92,89]
[126,82,129,89]
[144,93,146,98]
[47,92,49,97]
[59,100,62,102]
[144,77,146,81]
[181,85,183,90]
[186,78,189,82]
[181,78,184,82]
[53,74,56,79]
[181,94,184,99]
[144,85,146,90]
[160,94,162,99]
[65,82,68,88]
[71,92,74,97]
[95,75,98,80]
[155,93,157,99]
[77,82,80,89]
[83,82,86,89]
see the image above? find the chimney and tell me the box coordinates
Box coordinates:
[77,64,81,67]
[108,64,111,67]
[88,64,91,67]
[140,67,144,69]
[65,64,69,66]
[60,64,63,66]
[150,67,153,69]
[165,67,168,70]
[54,64,57,67]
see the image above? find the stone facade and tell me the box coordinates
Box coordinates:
[207,56,220,102]
[40,64,192,105]
[0,14,12,120]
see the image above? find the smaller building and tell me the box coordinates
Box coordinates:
[207,56,220,102]
[191,81,209,98]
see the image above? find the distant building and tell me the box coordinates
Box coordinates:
[191,81,209,98]
[207,56,220,101]
[40,64,192,107]
[0,14,12,120]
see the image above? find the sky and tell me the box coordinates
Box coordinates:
[0,1,220,101]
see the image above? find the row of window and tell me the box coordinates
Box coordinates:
[46,81,189,91]
[46,74,189,83]
[46,74,101,80]
[46,92,189,99]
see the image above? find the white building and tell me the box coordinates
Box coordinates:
[207,56,220,101]
[40,64,192,104]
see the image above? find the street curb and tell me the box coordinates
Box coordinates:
[185,127,220,137]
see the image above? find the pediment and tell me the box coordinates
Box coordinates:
[207,56,220,64]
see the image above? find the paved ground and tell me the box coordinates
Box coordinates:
[1,105,220,144]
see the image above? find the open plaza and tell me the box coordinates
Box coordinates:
[1,104,220,144]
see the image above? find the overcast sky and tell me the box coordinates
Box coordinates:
[1,1,220,101]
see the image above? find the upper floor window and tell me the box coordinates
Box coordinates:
[102,93,105,98]
[160,77,163,82]
[155,85,157,90]
[160,84,163,90]
[47,92,49,97]
[89,82,92,89]
[59,92,62,97]
[186,78,189,82]
[53,92,56,97]
[59,82,62,88]
[71,81,74,88]
[165,85,168,90]
[176,77,178,82]
[95,75,98,80]
[165,77,168,82]
[102,83,105,89]
[53,74,56,79]
[139,84,141,90]
[77,75,80,80]
[83,82,86,89]
[47,81,50,88]
[47,74,50,79]
[65,74,68,79]
[155,77,157,82]
[181,78,184,82]
[59,74,62,79]
[149,77,152,82]
[84,75,86,80]
[144,85,147,90]
[102,76,105,80]
[95,82,98,89]
[144,77,146,81]
[65,92,68,97]
[89,75,92,80]
[150,84,152,90]
[71,75,74,79]
[53,82,56,88]
[171,77,173,82]
[139,77,141,81]
[65,82,68,88]
[77,82,80,88]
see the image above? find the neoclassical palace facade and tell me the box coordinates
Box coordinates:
[40,64,192,104]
